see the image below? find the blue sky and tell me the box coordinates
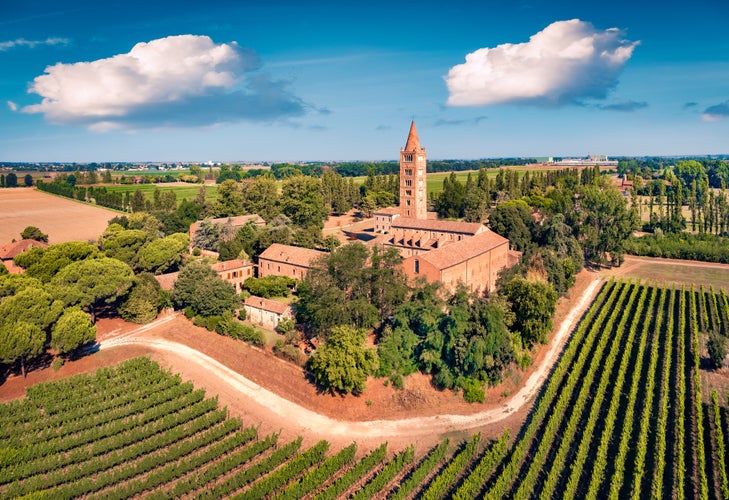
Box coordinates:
[1,0,728,162]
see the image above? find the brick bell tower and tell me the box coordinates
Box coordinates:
[399,120,427,220]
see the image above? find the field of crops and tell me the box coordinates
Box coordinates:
[2,280,728,498]
[101,183,218,206]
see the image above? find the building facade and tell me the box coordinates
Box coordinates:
[243,295,293,330]
[257,243,327,280]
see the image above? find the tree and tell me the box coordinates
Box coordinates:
[489,200,534,252]
[172,261,238,317]
[23,174,33,187]
[20,226,48,243]
[131,189,145,212]
[707,333,726,370]
[6,173,18,187]
[281,175,328,229]
[192,218,222,251]
[50,257,135,319]
[501,277,557,348]
[99,227,149,267]
[136,233,189,274]
[215,179,243,217]
[51,307,96,354]
[575,185,638,266]
[434,172,466,218]
[242,174,280,222]
[307,326,379,395]
[118,273,163,323]
[243,275,297,298]
[0,322,45,377]
[16,241,99,281]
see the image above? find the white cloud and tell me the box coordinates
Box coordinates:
[7,101,18,111]
[0,37,69,51]
[23,35,306,129]
[445,19,639,107]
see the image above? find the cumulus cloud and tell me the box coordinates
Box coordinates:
[0,37,68,51]
[445,19,639,107]
[7,101,18,111]
[22,35,306,129]
[701,101,729,122]
[597,100,647,112]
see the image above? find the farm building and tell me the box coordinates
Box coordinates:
[243,295,293,329]
[210,259,253,292]
[0,239,48,274]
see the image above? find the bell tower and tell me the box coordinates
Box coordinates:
[399,121,427,220]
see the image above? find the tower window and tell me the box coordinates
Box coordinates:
[405,169,412,176]
[414,259,420,274]
[404,154,413,162]
[406,190,412,196]
[405,179,412,187]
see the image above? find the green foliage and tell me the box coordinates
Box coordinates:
[502,277,557,348]
[281,174,328,229]
[243,275,297,298]
[214,312,265,346]
[297,243,407,335]
[51,307,96,354]
[20,226,48,243]
[49,257,135,316]
[624,232,729,263]
[707,333,726,369]
[276,317,295,334]
[307,326,379,395]
[172,262,238,317]
[118,273,163,324]
[0,274,43,299]
[0,286,62,332]
[0,321,45,370]
[575,185,638,266]
[461,377,485,403]
[16,241,99,282]
[99,227,150,267]
[489,200,534,252]
[136,233,189,273]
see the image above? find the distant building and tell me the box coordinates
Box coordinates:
[243,295,293,330]
[257,243,327,280]
[0,239,48,274]
[373,206,401,233]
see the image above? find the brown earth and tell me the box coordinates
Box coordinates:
[0,187,119,244]
[0,269,601,453]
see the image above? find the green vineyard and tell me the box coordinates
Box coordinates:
[1,280,728,498]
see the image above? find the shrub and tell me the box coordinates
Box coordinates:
[51,357,65,372]
[462,377,485,403]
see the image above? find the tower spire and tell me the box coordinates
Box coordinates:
[404,120,421,151]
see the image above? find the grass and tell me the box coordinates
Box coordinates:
[607,259,729,291]
[101,183,218,206]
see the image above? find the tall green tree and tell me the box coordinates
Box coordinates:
[307,326,379,395]
[501,277,557,348]
[136,233,189,274]
[50,257,135,320]
[172,262,237,317]
[575,185,638,266]
[51,307,96,354]
[281,175,328,229]
[20,226,48,243]
[489,200,534,252]
[118,273,164,323]
[0,322,45,377]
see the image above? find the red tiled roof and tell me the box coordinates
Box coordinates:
[210,259,252,272]
[392,218,485,235]
[413,230,509,270]
[257,244,327,268]
[0,239,48,260]
[154,271,179,291]
[244,295,291,315]
[374,207,401,215]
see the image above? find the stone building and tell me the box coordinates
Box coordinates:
[257,243,327,280]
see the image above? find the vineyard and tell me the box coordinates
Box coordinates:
[1,279,728,498]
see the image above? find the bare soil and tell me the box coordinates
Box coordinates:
[0,187,118,244]
[0,269,602,453]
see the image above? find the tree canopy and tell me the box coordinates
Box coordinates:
[307,326,379,395]
[172,262,238,317]
[51,307,97,354]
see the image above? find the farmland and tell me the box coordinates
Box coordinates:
[3,278,727,498]
[100,183,218,206]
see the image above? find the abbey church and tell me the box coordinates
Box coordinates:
[376,122,518,295]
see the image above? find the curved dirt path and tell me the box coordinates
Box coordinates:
[101,277,603,440]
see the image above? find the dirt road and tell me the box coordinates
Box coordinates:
[100,277,603,442]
